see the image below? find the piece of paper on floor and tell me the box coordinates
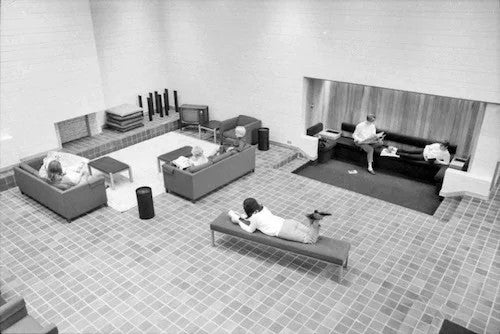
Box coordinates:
[348,169,358,174]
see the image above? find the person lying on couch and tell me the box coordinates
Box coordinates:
[396,141,451,165]
[353,114,385,175]
[46,160,89,190]
[228,197,331,244]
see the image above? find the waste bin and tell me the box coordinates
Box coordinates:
[318,139,336,163]
[136,186,155,219]
[258,127,269,151]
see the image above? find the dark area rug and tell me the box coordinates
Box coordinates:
[293,159,442,215]
[439,319,477,334]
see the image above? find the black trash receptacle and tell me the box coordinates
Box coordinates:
[136,186,155,219]
[258,127,269,151]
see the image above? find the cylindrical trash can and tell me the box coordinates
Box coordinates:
[258,127,269,151]
[136,186,155,219]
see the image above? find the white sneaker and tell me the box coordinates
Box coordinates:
[228,210,241,224]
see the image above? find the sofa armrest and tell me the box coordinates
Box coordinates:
[242,120,262,145]
[0,297,27,331]
[220,117,238,133]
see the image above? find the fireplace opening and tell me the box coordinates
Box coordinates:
[54,113,100,146]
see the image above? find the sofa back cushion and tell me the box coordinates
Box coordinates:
[237,115,258,125]
[187,161,213,173]
[19,163,41,177]
[211,151,235,164]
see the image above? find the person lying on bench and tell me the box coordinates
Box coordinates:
[228,197,331,244]
[396,141,451,165]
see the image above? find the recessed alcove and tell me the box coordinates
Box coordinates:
[54,113,100,146]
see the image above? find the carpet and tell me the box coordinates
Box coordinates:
[91,132,220,212]
[439,319,477,334]
[294,159,442,215]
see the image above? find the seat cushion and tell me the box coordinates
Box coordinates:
[211,213,350,266]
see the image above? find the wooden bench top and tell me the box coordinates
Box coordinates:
[210,212,350,267]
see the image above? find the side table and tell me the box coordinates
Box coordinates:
[199,120,221,143]
[88,156,133,189]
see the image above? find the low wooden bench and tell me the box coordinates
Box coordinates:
[210,212,351,281]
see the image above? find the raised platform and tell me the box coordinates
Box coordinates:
[0,113,180,192]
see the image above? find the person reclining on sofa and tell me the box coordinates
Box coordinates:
[353,114,385,175]
[45,160,89,190]
[228,198,331,244]
[396,141,451,165]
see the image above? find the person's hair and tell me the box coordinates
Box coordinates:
[440,141,450,149]
[366,114,376,122]
[191,146,204,157]
[235,126,246,138]
[47,160,63,183]
[243,198,262,218]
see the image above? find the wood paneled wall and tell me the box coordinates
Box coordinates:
[305,79,486,158]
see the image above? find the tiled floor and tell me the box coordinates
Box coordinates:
[0,133,499,333]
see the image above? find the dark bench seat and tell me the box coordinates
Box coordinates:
[334,123,458,182]
[210,212,351,281]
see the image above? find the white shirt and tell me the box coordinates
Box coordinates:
[189,155,208,166]
[238,206,283,236]
[353,121,376,143]
[423,143,451,165]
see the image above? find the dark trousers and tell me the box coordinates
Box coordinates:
[397,148,425,161]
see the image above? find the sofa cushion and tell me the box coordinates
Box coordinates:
[211,151,235,164]
[237,115,258,125]
[187,161,213,173]
[19,163,40,177]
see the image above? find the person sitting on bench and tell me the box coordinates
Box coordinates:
[353,114,385,175]
[228,198,331,244]
[397,141,451,165]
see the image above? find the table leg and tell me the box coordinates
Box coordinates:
[109,173,115,189]
[157,158,161,173]
[198,125,202,139]
[212,129,217,143]
[88,165,93,175]
[128,168,133,182]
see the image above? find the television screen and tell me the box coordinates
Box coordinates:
[181,108,199,123]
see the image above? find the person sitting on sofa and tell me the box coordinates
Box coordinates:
[228,198,331,244]
[46,160,88,190]
[353,114,385,175]
[189,146,209,167]
[396,141,451,165]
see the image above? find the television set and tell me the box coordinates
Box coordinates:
[179,104,209,129]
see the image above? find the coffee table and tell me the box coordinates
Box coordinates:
[157,146,193,172]
[88,156,133,189]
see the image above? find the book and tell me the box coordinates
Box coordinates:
[380,147,399,157]
[172,156,192,169]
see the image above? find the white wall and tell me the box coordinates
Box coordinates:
[160,0,500,151]
[441,103,500,199]
[0,0,105,168]
[89,0,168,120]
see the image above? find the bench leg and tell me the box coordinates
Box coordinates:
[211,230,215,246]
[338,264,343,283]
[344,256,348,268]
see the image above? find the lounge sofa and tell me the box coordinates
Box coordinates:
[0,295,58,334]
[334,123,457,182]
[13,156,108,222]
[220,115,262,145]
[162,145,256,202]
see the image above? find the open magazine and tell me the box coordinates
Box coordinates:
[172,156,192,169]
[380,146,399,157]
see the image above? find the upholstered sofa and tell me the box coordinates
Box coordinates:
[13,156,108,222]
[220,115,262,145]
[162,145,256,202]
[334,123,457,182]
[0,295,58,334]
